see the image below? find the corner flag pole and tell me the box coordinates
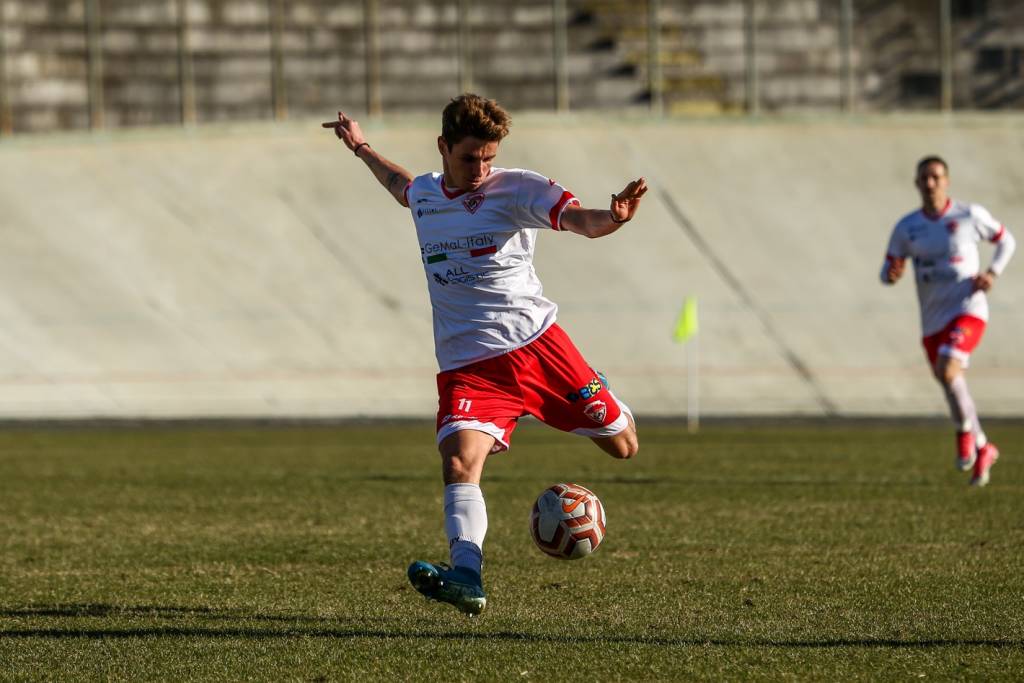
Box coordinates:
[688,333,699,433]
[672,297,699,433]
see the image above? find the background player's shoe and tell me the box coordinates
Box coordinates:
[407,561,486,615]
[955,431,976,471]
[970,442,999,487]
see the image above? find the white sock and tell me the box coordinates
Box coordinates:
[945,374,986,445]
[444,483,487,576]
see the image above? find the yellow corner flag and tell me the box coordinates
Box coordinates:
[673,296,699,343]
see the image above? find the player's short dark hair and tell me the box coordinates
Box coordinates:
[441,94,511,149]
[916,155,948,175]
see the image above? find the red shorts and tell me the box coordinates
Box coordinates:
[435,323,631,452]
[922,315,986,367]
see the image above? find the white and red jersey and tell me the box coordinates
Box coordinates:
[406,168,579,371]
[882,199,1012,335]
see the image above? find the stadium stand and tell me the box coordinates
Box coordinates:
[2,1,1024,134]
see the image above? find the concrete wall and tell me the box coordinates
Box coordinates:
[0,113,1022,418]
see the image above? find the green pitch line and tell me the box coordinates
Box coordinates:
[0,421,1021,681]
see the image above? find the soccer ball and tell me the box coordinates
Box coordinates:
[529,483,606,559]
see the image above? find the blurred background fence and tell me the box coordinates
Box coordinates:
[2,0,1024,135]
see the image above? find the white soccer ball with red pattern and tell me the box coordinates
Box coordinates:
[530,483,606,560]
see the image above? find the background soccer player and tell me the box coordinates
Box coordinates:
[881,156,1016,486]
[323,94,647,614]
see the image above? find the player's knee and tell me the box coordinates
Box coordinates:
[933,358,959,385]
[442,451,473,481]
[441,447,489,484]
[609,432,639,460]
[616,443,639,460]
[438,430,494,483]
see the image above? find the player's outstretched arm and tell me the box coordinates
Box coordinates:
[322,111,413,207]
[561,178,648,238]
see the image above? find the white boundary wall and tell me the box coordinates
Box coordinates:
[0,114,1021,418]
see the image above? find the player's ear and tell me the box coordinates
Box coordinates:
[437,136,448,157]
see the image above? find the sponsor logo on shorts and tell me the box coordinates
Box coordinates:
[566,376,604,403]
[584,400,607,424]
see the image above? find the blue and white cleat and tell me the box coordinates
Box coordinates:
[407,561,486,616]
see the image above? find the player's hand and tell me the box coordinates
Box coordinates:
[610,177,648,223]
[973,270,996,292]
[885,258,905,283]
[321,111,366,153]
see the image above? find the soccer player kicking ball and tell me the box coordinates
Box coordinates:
[323,94,646,614]
[881,156,1016,486]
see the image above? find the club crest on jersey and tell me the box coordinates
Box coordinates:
[584,400,607,424]
[463,193,486,214]
[946,220,958,233]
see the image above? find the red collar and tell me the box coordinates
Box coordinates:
[922,198,952,220]
[440,178,466,199]
[440,170,492,199]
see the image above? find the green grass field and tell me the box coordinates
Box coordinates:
[0,421,1021,681]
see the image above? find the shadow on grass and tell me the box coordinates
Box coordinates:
[0,604,1019,649]
[0,604,338,624]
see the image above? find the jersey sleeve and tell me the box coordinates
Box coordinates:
[970,203,1006,243]
[515,169,581,231]
[405,173,432,216]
